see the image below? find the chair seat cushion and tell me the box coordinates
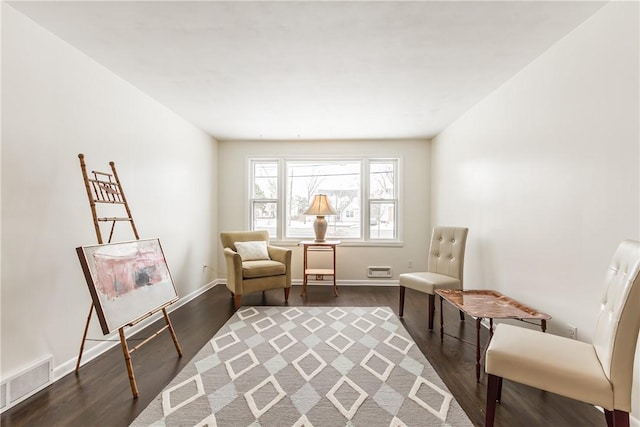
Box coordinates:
[242,259,286,279]
[398,272,460,294]
[486,323,613,409]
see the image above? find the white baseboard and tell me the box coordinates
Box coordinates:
[216,278,401,287]
[291,279,400,287]
[53,280,222,382]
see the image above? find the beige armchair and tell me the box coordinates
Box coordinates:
[220,230,292,309]
[398,226,469,330]
[485,239,640,427]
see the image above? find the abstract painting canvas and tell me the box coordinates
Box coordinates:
[76,238,178,334]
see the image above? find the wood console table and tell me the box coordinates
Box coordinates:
[435,289,551,382]
[299,240,341,297]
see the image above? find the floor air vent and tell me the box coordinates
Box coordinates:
[1,356,52,413]
[367,266,392,278]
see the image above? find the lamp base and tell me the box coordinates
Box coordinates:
[313,216,328,242]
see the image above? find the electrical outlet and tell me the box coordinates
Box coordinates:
[408,259,413,268]
[568,324,577,340]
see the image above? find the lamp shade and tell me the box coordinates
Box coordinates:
[304,194,336,216]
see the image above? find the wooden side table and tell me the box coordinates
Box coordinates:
[299,240,341,297]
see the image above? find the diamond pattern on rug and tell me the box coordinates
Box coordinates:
[194,413,218,427]
[326,376,369,420]
[360,349,394,381]
[161,374,205,417]
[269,331,298,353]
[352,316,376,334]
[292,348,327,381]
[283,307,304,321]
[237,306,259,320]
[326,331,355,353]
[383,332,414,354]
[302,316,325,333]
[245,375,287,418]
[408,376,453,421]
[252,315,277,333]
[327,307,348,320]
[211,330,240,352]
[371,307,393,321]
[291,414,313,427]
[131,306,473,427]
[225,348,259,380]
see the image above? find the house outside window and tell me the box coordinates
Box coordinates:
[250,158,399,243]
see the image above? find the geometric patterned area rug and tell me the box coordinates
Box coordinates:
[131,306,473,426]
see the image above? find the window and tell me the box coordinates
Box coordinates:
[369,160,397,239]
[250,160,279,237]
[250,158,399,243]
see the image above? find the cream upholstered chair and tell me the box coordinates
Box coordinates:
[399,226,469,330]
[485,239,640,427]
[220,230,292,309]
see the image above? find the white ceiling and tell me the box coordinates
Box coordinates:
[9,1,606,141]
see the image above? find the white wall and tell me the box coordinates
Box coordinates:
[431,1,639,418]
[217,139,430,282]
[1,5,218,379]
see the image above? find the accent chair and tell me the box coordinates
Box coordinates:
[485,239,640,427]
[220,230,292,309]
[398,226,469,330]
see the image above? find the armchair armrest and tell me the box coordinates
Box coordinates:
[223,247,244,293]
[267,245,292,266]
[268,245,292,287]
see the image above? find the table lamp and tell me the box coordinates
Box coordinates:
[304,194,336,242]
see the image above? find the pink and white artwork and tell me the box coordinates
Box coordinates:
[77,238,178,334]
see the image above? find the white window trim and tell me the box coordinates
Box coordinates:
[248,156,403,246]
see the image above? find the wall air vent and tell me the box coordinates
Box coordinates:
[367,266,392,278]
[0,356,53,414]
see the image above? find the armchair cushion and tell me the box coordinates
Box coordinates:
[242,260,286,278]
[235,240,270,261]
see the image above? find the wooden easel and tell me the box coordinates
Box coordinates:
[75,153,182,398]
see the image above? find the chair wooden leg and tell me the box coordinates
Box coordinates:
[486,374,501,427]
[605,410,614,427]
[605,409,629,427]
[399,286,406,317]
[614,410,630,427]
[428,293,435,330]
[284,287,290,303]
[234,295,242,310]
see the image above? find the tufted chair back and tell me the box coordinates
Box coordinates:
[592,239,640,410]
[427,226,469,288]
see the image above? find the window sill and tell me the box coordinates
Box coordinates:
[271,240,404,248]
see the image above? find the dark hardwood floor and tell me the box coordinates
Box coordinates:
[2,284,605,426]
